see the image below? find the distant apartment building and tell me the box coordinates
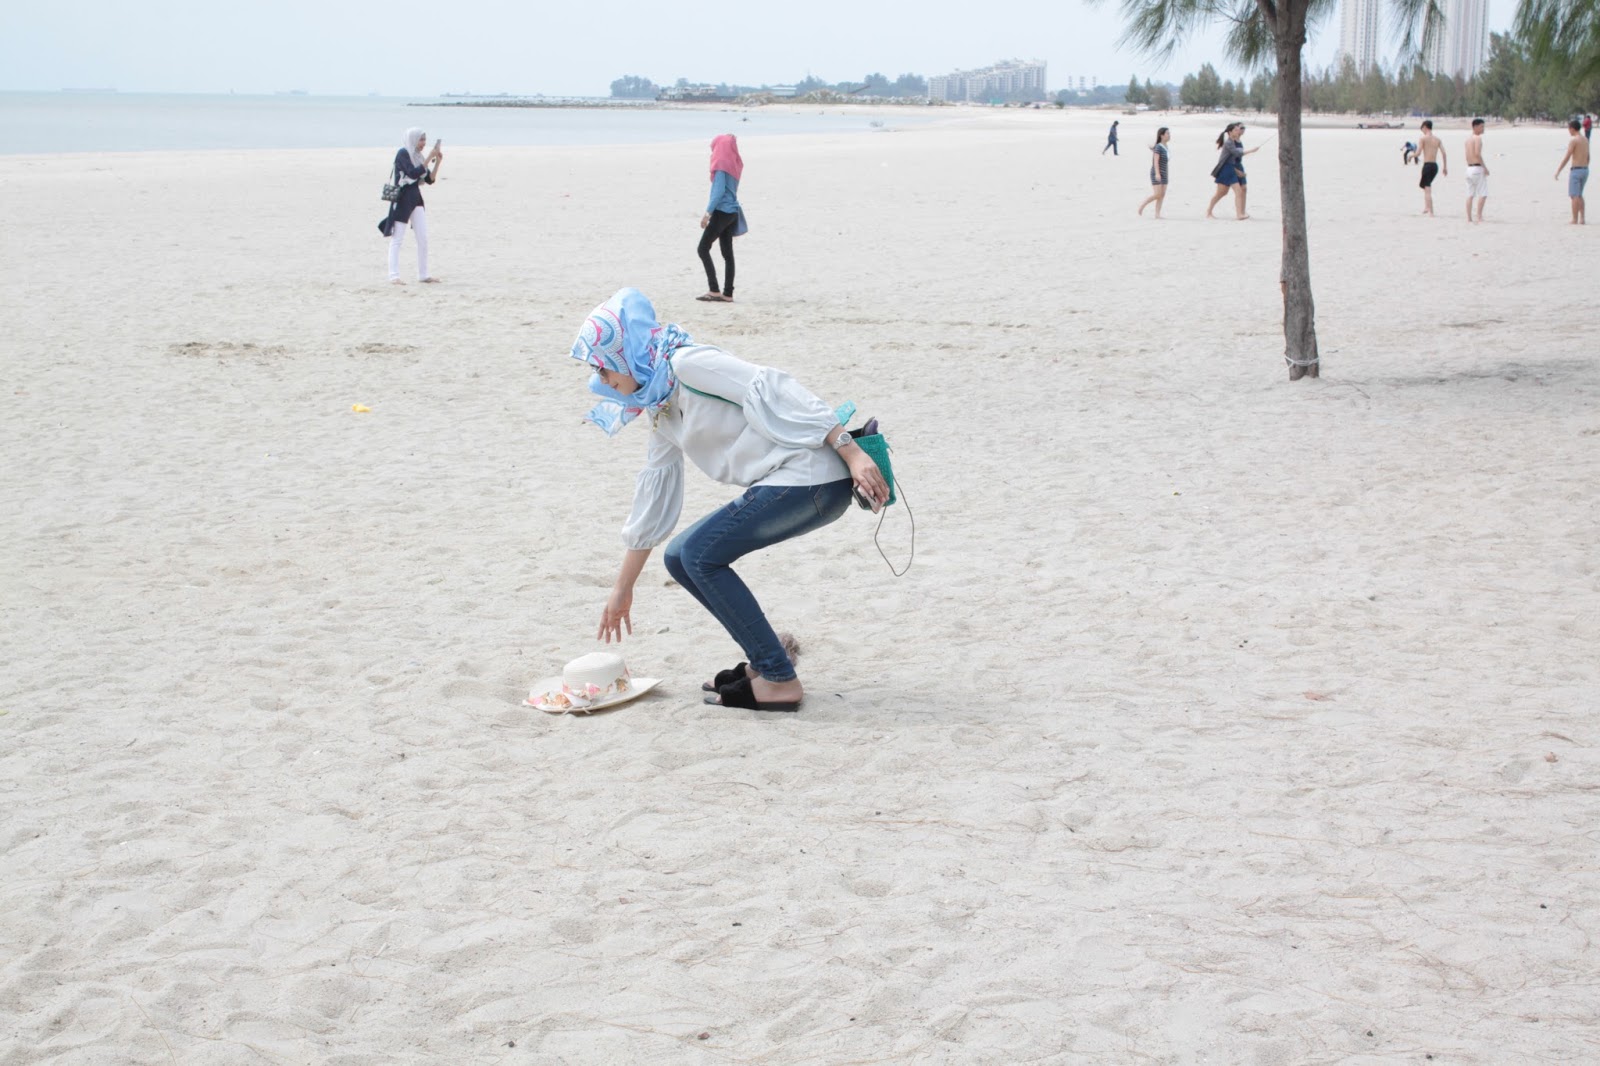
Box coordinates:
[1337,0,1383,74]
[928,59,1048,102]
[1425,0,1489,79]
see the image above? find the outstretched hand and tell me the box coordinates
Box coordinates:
[597,587,633,643]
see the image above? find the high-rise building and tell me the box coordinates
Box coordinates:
[1425,0,1489,79]
[927,59,1048,103]
[1338,0,1383,74]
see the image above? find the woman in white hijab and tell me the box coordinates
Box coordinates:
[382,127,442,283]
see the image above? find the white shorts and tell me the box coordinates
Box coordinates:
[1465,166,1488,198]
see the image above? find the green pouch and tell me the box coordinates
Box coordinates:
[849,423,913,575]
[848,429,897,508]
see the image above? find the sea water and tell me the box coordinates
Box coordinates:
[0,92,930,155]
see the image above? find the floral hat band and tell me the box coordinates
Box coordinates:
[524,652,662,715]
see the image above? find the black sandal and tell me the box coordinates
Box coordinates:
[703,676,802,712]
[700,661,748,693]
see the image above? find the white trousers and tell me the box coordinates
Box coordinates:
[387,206,429,281]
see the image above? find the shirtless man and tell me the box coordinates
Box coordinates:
[1555,118,1590,225]
[1417,120,1447,215]
[1464,118,1488,222]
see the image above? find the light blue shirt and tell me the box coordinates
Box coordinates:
[707,170,741,215]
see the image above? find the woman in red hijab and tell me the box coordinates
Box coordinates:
[697,134,745,303]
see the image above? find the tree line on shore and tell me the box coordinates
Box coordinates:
[1143,42,1595,118]
[617,14,1595,120]
[1130,27,1597,119]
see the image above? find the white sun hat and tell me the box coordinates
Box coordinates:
[525,651,662,715]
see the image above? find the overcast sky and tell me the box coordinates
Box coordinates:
[2,0,1515,97]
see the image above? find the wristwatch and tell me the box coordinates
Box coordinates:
[831,431,852,451]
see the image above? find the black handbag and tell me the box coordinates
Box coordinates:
[381,163,401,202]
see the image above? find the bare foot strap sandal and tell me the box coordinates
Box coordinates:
[704,677,802,712]
[701,661,748,693]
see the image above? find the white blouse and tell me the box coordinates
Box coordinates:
[621,344,851,549]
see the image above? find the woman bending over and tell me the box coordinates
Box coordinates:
[571,288,889,711]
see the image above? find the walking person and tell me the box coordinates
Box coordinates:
[1138,127,1171,218]
[696,134,744,303]
[1584,114,1593,142]
[1206,122,1260,220]
[1103,120,1120,156]
[1417,119,1447,216]
[1555,118,1590,225]
[1464,118,1489,223]
[382,128,442,284]
[571,288,890,712]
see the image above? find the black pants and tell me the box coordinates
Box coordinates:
[698,209,739,297]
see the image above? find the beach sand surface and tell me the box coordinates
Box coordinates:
[3,108,1597,1064]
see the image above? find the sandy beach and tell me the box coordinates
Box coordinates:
[3,106,1597,1064]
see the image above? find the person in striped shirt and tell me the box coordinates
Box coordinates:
[1138,127,1171,219]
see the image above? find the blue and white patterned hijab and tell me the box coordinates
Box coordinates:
[569,288,694,436]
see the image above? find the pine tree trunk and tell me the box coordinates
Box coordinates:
[1275,9,1320,379]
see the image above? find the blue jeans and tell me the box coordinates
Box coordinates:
[664,479,853,682]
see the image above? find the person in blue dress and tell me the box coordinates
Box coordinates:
[1206,122,1261,221]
